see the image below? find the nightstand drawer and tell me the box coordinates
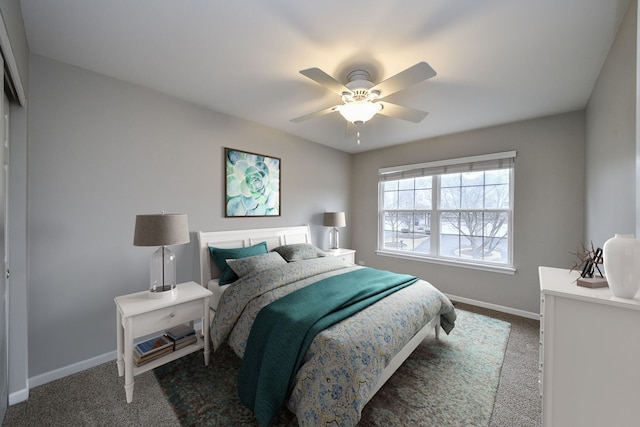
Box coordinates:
[324,249,355,264]
[335,254,354,263]
[131,299,202,337]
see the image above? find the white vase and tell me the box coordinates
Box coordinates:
[603,234,640,299]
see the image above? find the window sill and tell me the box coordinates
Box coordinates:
[375,250,516,275]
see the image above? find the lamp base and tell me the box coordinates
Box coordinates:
[328,227,340,250]
[148,287,178,300]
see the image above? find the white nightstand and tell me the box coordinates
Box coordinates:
[324,248,356,264]
[115,281,212,403]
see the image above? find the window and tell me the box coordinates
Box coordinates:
[377,151,515,273]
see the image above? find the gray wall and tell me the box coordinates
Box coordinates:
[351,112,585,314]
[585,0,637,245]
[27,54,351,378]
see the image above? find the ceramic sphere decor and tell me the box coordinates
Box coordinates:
[603,234,640,299]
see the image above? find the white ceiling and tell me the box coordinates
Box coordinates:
[20,0,631,153]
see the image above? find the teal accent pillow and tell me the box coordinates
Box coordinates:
[209,241,268,285]
[227,252,287,278]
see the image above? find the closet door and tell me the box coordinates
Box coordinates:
[0,49,7,422]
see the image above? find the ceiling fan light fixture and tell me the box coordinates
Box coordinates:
[337,101,382,125]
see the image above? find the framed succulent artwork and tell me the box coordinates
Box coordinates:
[225,148,281,217]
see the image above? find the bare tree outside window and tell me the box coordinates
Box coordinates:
[440,170,510,262]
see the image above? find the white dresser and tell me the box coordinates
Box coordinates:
[539,266,640,427]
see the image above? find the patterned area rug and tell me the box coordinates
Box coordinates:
[154,309,511,426]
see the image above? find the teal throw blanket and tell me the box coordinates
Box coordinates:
[237,267,419,426]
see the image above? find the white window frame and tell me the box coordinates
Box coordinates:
[377,151,516,274]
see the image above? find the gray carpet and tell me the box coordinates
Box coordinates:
[457,304,542,427]
[2,303,541,426]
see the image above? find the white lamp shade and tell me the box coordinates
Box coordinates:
[133,213,190,246]
[323,212,346,228]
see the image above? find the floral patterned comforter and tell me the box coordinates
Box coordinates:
[210,257,456,426]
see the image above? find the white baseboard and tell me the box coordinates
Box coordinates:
[446,293,540,320]
[10,320,205,405]
[8,350,117,406]
[8,385,29,406]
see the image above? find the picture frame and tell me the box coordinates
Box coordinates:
[225,147,281,217]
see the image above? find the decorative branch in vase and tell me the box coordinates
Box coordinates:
[570,241,607,288]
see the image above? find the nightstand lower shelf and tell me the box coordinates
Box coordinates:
[129,334,205,376]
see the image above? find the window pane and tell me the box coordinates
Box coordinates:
[485,169,509,185]
[460,186,483,209]
[458,211,483,237]
[440,231,460,258]
[398,212,414,233]
[383,211,399,250]
[484,236,509,263]
[463,235,486,260]
[415,176,432,189]
[483,212,509,237]
[484,184,509,209]
[461,171,483,186]
[398,178,414,190]
[399,213,415,251]
[440,212,459,234]
[383,211,403,250]
[441,173,460,188]
[383,191,398,210]
[415,189,431,210]
[414,212,431,235]
[383,181,398,191]
[414,212,431,255]
[383,211,398,231]
[398,190,414,209]
[391,212,431,253]
[440,187,460,209]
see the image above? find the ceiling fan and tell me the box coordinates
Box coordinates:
[291,61,436,126]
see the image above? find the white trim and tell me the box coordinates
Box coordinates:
[376,250,516,274]
[379,150,516,175]
[28,350,116,392]
[0,15,26,106]
[446,293,540,320]
[12,315,205,404]
[8,384,28,406]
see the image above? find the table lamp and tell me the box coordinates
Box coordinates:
[323,211,346,250]
[133,213,190,299]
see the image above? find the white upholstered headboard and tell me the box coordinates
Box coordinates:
[197,225,312,287]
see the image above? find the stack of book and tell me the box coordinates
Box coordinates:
[165,324,197,350]
[133,335,173,366]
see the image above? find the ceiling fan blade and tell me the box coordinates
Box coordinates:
[371,62,436,98]
[377,101,429,123]
[300,68,351,96]
[290,105,340,123]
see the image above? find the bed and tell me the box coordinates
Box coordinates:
[197,225,456,426]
